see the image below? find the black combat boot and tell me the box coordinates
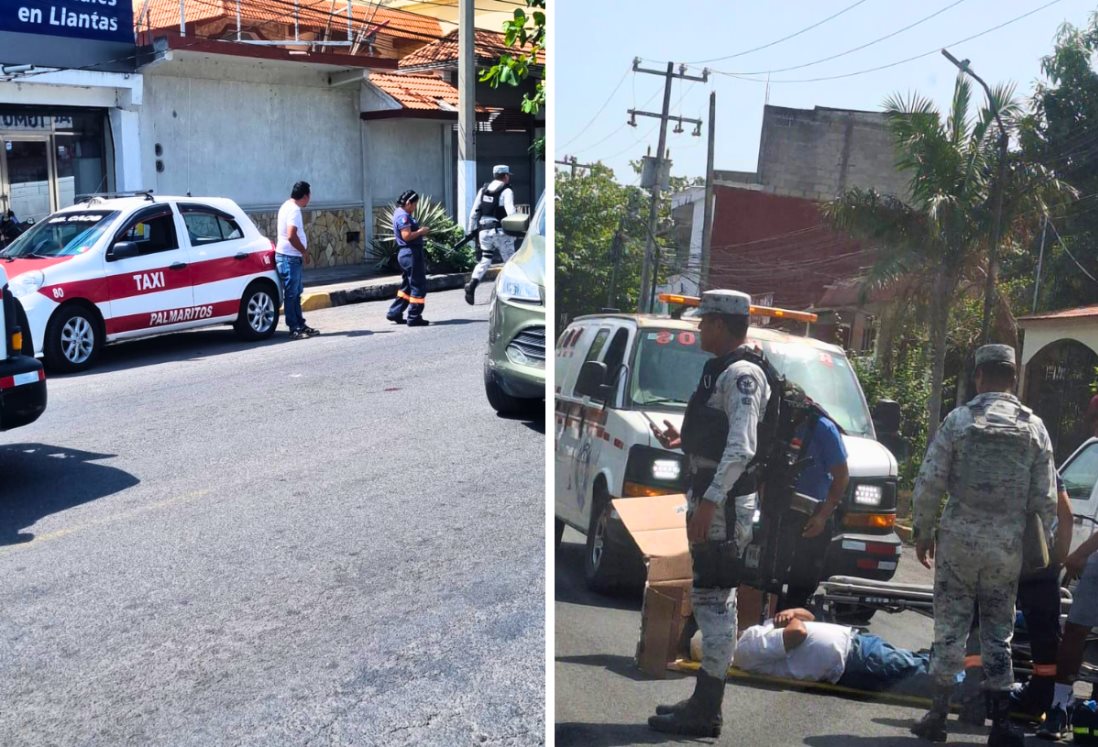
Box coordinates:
[654,669,723,720]
[648,670,724,738]
[987,690,1025,747]
[958,672,988,726]
[911,685,951,742]
[464,279,479,305]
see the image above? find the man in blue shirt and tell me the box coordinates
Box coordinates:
[777,408,849,611]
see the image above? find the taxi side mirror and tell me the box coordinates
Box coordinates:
[501,213,530,238]
[108,241,139,261]
[575,360,608,400]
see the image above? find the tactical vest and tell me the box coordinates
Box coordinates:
[946,396,1038,531]
[680,347,781,499]
[477,182,509,224]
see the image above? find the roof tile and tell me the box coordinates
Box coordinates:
[399,28,545,69]
[1019,304,1098,322]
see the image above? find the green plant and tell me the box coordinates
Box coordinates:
[851,340,932,495]
[368,196,473,274]
[825,74,1072,444]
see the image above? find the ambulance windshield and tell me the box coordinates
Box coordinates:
[1,211,118,258]
[629,329,874,437]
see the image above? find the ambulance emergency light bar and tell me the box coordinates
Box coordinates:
[658,293,818,324]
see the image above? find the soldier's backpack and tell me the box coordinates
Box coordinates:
[953,402,1039,515]
[727,347,848,593]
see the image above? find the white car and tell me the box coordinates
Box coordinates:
[0,193,282,372]
[1061,436,1098,551]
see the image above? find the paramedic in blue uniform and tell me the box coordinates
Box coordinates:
[777,407,849,611]
[385,190,431,327]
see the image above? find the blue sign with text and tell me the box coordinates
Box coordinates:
[0,0,133,44]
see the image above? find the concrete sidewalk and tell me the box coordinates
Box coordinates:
[299,263,499,311]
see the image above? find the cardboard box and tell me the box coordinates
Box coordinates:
[613,494,693,678]
[614,493,771,677]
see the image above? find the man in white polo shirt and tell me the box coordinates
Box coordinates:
[275,181,319,339]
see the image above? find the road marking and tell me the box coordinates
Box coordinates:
[0,489,211,556]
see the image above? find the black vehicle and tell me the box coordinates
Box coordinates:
[0,266,46,430]
[0,211,32,251]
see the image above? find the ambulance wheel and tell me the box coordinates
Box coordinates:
[584,487,643,593]
[235,281,279,341]
[43,303,102,373]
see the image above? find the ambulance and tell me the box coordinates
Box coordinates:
[554,295,902,596]
[0,264,46,430]
[0,193,282,372]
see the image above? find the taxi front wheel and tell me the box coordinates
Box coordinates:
[234,282,280,341]
[44,303,101,373]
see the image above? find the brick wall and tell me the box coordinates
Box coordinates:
[708,186,866,311]
[248,206,365,268]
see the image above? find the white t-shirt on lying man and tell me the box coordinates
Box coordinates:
[732,620,855,683]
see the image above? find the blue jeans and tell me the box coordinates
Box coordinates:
[837,633,932,695]
[276,254,305,331]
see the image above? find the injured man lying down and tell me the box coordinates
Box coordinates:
[730,607,933,695]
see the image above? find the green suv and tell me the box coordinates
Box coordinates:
[484,193,545,415]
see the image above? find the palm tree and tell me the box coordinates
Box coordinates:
[824,74,1072,441]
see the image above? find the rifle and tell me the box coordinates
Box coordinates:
[451,228,485,260]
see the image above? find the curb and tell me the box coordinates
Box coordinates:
[299,266,501,312]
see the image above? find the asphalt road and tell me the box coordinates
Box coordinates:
[556,527,1049,746]
[0,289,545,746]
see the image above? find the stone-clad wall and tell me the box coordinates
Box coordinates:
[248,207,366,268]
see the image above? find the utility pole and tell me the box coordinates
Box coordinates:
[630,59,708,312]
[458,0,476,226]
[942,49,1008,344]
[700,91,716,293]
[553,155,596,177]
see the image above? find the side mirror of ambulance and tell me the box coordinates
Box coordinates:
[873,399,907,461]
[575,360,608,401]
[873,399,902,435]
[108,241,139,261]
[501,213,530,238]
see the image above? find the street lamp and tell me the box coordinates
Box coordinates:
[942,48,1009,344]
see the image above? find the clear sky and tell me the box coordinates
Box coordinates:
[555,0,1098,185]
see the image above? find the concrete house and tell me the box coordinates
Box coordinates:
[0,1,539,269]
[664,105,908,349]
[397,29,546,212]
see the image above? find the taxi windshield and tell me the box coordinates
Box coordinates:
[628,328,874,437]
[0,210,118,258]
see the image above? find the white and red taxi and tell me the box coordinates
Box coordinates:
[0,194,282,372]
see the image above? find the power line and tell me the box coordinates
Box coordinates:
[1047,218,1098,282]
[570,81,662,156]
[720,0,969,77]
[681,0,873,65]
[705,0,1064,84]
[559,66,631,150]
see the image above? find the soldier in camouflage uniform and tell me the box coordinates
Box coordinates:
[647,289,771,738]
[910,344,1057,746]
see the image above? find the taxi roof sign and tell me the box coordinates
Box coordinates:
[657,293,818,324]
